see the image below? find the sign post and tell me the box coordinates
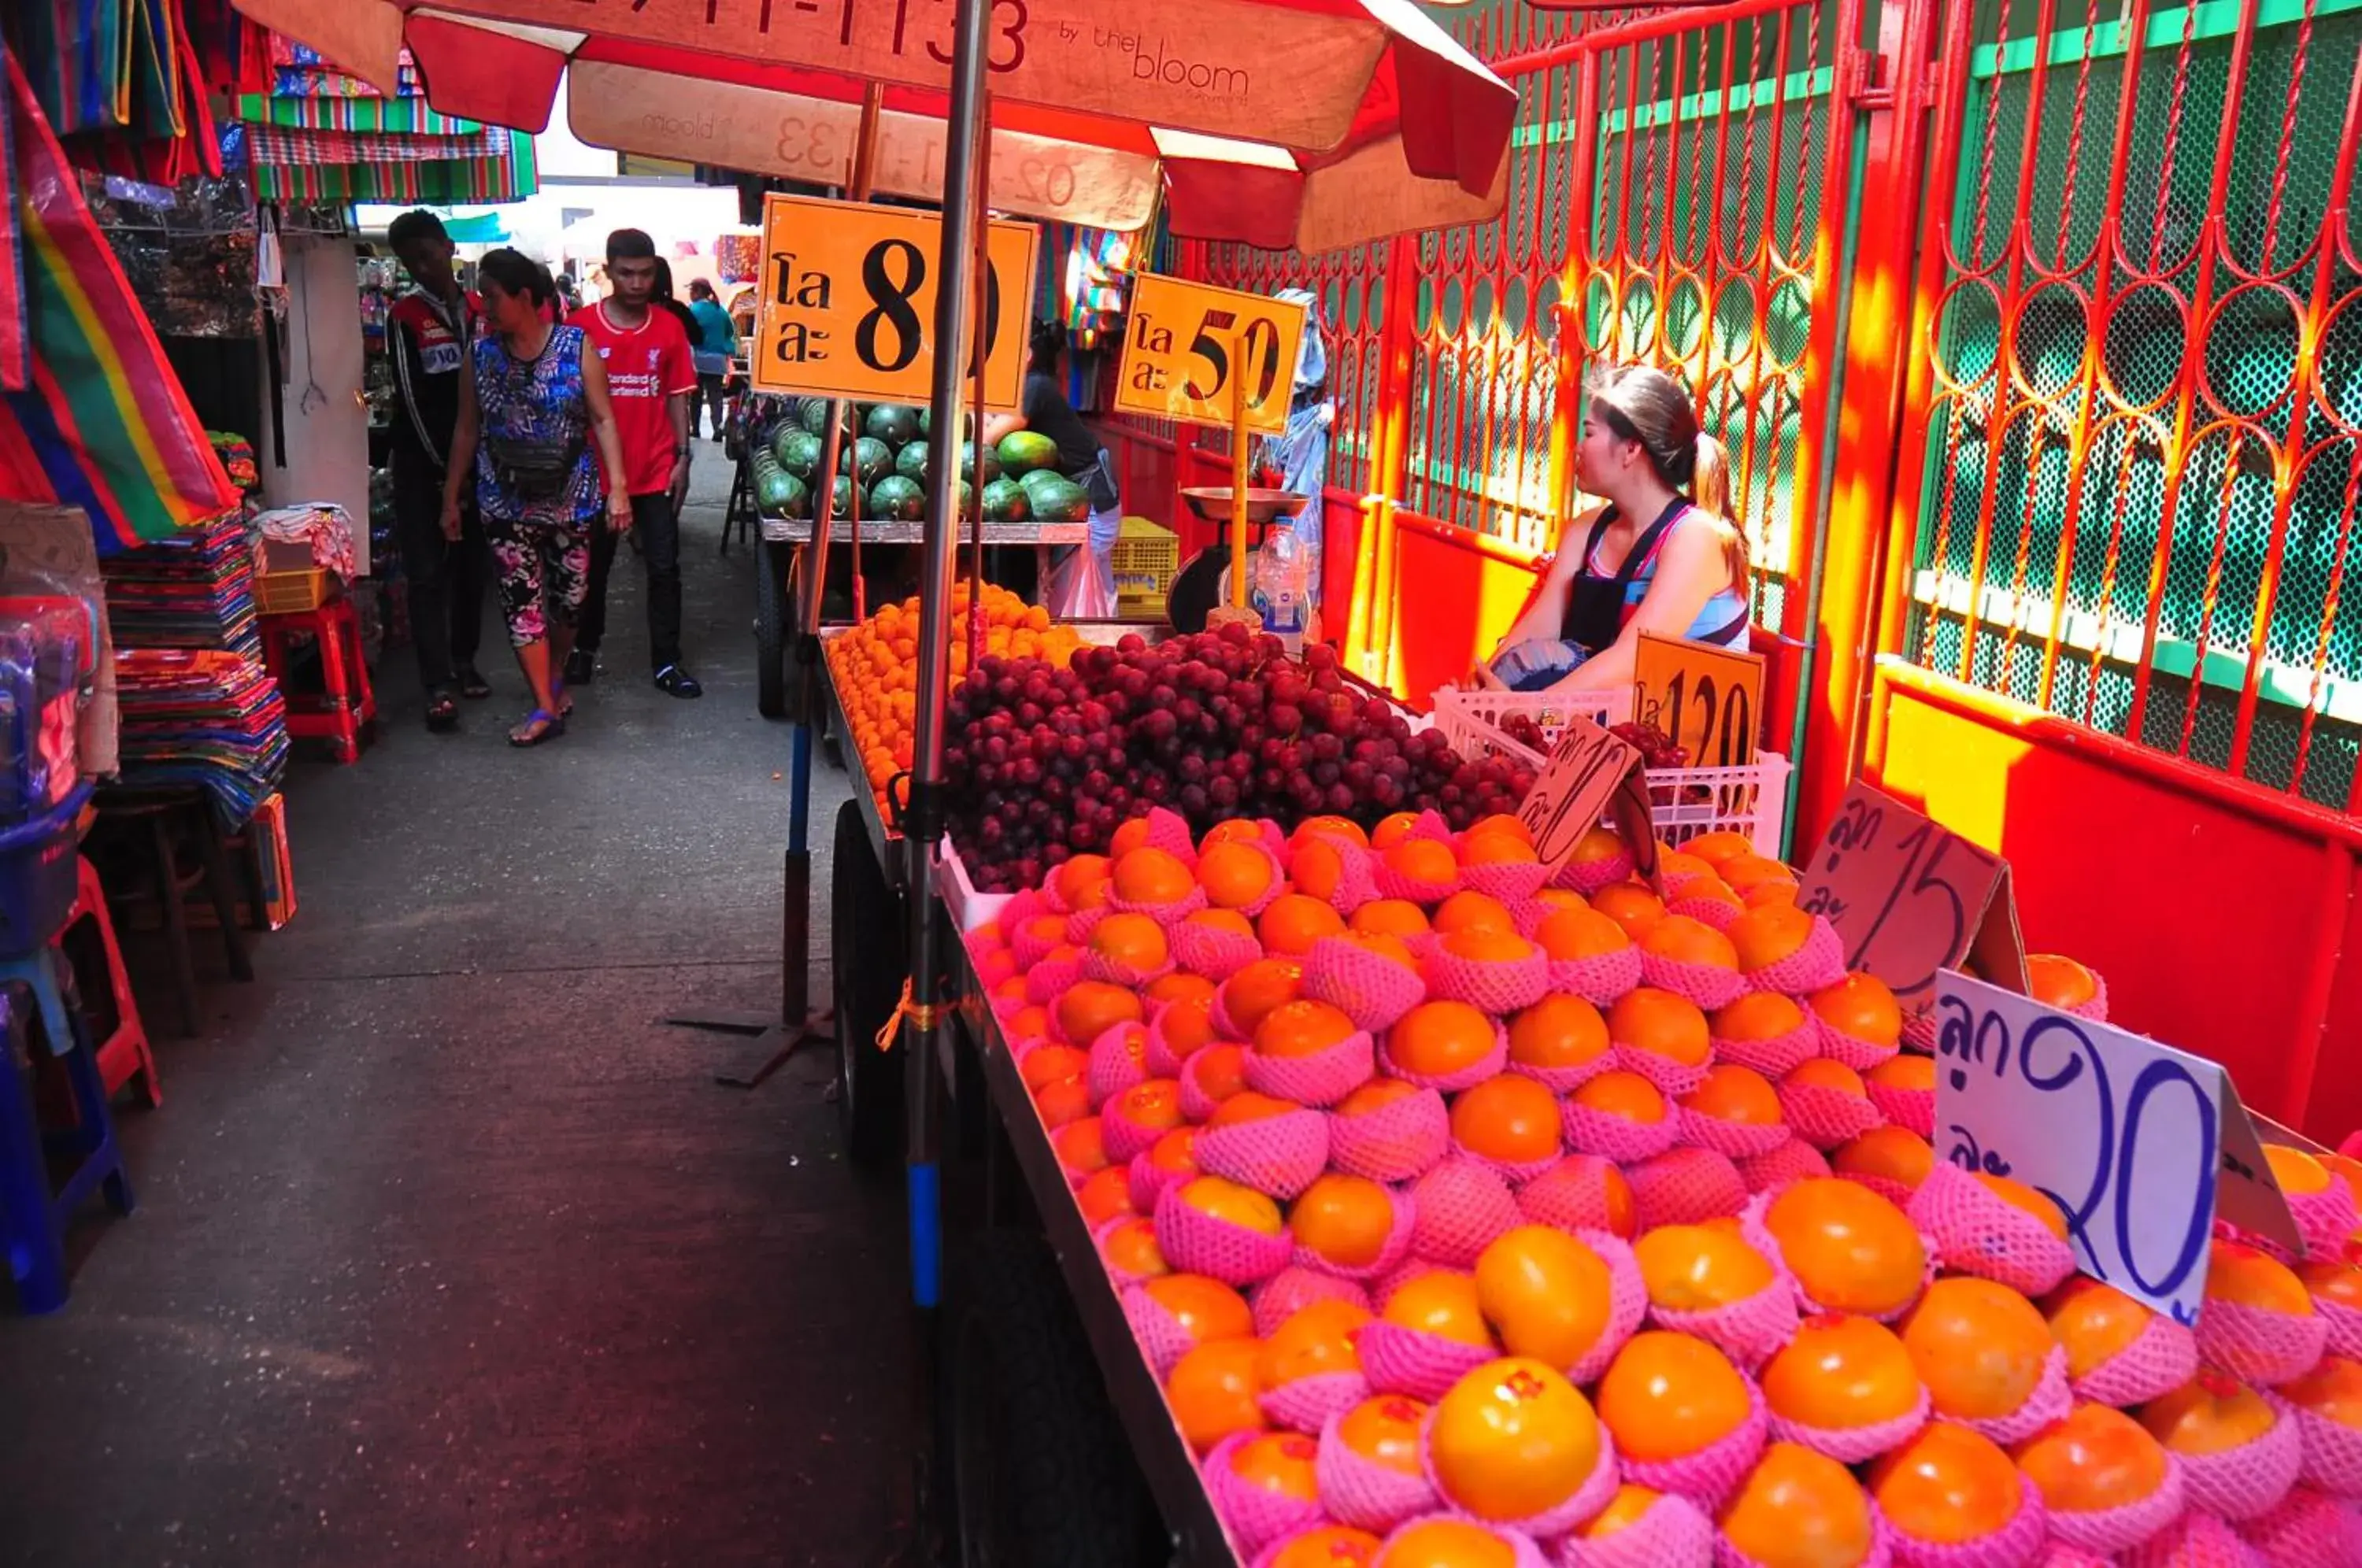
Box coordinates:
[1933,971,2301,1322]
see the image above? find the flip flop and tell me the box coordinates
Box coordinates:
[550,676,574,719]
[457,666,492,701]
[426,690,460,731]
[508,708,563,747]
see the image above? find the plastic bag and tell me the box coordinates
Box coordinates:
[1046,541,1118,620]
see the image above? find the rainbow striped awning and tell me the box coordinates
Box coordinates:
[0,44,238,552]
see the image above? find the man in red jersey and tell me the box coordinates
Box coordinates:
[572,228,702,697]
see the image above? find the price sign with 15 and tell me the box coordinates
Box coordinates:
[1933,971,2300,1322]
[1113,274,1307,436]
[750,191,1040,409]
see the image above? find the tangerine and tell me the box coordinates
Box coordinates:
[1111,1078,1186,1138]
[1506,995,1611,1072]
[1294,815,1370,851]
[2025,954,2100,1011]
[1831,1126,1934,1192]
[1053,853,1111,908]
[1005,1004,1052,1044]
[1383,838,1459,886]
[1591,882,1668,941]
[1641,914,1740,972]
[1372,1518,1518,1568]
[1052,1117,1109,1174]
[1255,999,1359,1059]
[1157,995,1218,1056]
[1463,832,1538,868]
[2275,1355,2362,1429]
[1467,812,1536,848]
[1715,991,1809,1042]
[1020,1043,1089,1090]
[1718,1442,1877,1568]
[1808,974,1902,1047]
[1035,1077,1091,1128]
[1267,1525,1382,1568]
[1683,1063,1784,1126]
[1785,1059,1869,1097]
[1146,1126,1201,1178]
[2042,1278,2156,1381]
[1899,1278,2053,1422]
[1609,986,1712,1067]
[1596,1329,1755,1463]
[2300,1255,2362,1310]
[1864,1054,1936,1096]
[1166,1337,1267,1453]
[1260,894,1348,956]
[1175,1174,1286,1237]
[1109,815,1155,860]
[1077,1165,1135,1225]
[1338,1394,1429,1475]
[1227,1431,1320,1500]
[1185,907,1259,942]
[1634,1222,1778,1311]
[1761,1178,1929,1318]
[1657,849,1715,886]
[1577,1484,1666,1540]
[2141,1371,2279,1455]
[1761,1314,1923,1431]
[1198,841,1279,910]
[1113,846,1195,905]
[1145,971,1218,1010]
[2011,1403,2171,1515]
[1090,912,1172,972]
[2264,1144,2335,1196]
[1058,981,1146,1048]
[1438,928,1538,965]
[1381,1269,1494,1349]
[1534,905,1631,961]
[1973,1173,2069,1241]
[1472,1226,1615,1367]
[1451,1076,1564,1166]
[1430,1357,1605,1522]
[1571,827,1631,867]
[1869,1423,2025,1545]
[1371,812,1424,851]
[2206,1241,2314,1316]
[1569,1069,1668,1126]
[1222,959,1307,1037]
[1207,1090,1299,1130]
[1183,1044,1249,1108]
[1290,837,1350,901]
[1385,1001,1499,1080]
[1685,830,1757,867]
[1102,1216,1171,1278]
[1336,1078,1423,1119]
[1350,899,1431,938]
[1342,931,1418,971]
[1202,819,1269,848]
[1290,1174,1400,1270]
[1257,1297,1373,1391]
[1141,1274,1253,1345]
[1433,891,1517,937]
[1728,902,1817,971]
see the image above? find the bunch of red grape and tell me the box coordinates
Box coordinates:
[941,622,1536,891]
[1610,719,1690,770]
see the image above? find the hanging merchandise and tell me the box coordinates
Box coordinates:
[1063,226,1137,349]
[81,168,259,339]
[0,44,240,549]
[1252,285,1335,601]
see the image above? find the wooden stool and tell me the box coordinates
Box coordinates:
[261,597,376,764]
[0,950,135,1313]
[91,790,253,1038]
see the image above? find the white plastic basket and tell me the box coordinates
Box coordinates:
[1429,686,1791,858]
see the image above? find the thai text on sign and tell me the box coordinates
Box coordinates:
[1113,274,1307,437]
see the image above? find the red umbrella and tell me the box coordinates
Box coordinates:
[231,0,1513,250]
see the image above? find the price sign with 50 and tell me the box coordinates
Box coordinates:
[1113,274,1307,436]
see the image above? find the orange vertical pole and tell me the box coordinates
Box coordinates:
[1359,231,1420,686]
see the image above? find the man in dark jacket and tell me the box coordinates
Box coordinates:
[386,209,491,728]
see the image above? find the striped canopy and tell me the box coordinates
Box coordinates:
[231,0,1514,251]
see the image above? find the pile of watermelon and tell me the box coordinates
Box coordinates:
[746,398,1093,527]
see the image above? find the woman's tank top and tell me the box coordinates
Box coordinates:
[1557,498,1751,652]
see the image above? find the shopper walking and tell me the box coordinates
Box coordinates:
[686,279,738,442]
[1476,364,1749,693]
[385,209,492,729]
[572,230,703,698]
[441,250,632,747]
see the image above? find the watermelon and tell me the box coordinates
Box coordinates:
[865,404,922,446]
[997,430,1059,475]
[772,472,813,519]
[774,427,824,477]
[1025,473,1090,523]
[837,436,893,486]
[1017,466,1069,499]
[959,444,1001,486]
[981,477,1030,523]
[798,398,853,438]
[828,475,857,519]
[894,441,929,485]
[868,474,927,522]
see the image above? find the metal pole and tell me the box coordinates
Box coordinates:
[904,0,991,1313]
[783,85,887,1028]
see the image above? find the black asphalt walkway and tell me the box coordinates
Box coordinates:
[0,446,917,1567]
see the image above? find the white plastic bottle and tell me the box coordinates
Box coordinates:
[1253,520,1309,654]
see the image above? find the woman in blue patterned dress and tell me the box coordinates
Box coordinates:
[441,251,631,745]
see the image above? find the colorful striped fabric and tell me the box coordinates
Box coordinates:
[244,123,506,167]
[236,94,479,134]
[0,48,237,551]
[10,0,131,135]
[249,131,536,205]
[0,38,24,394]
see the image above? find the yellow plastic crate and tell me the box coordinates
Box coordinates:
[256,568,331,614]
[1109,516,1178,613]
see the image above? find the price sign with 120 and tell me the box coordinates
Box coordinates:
[1632,632,1762,770]
[1113,275,1307,437]
[750,191,1039,409]
[1794,782,2025,1011]
[1933,971,2299,1322]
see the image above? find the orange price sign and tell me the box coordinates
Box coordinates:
[1113,273,1305,436]
[750,191,1038,409]
[1632,631,1763,770]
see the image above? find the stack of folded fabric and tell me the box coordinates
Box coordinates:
[111,648,288,825]
[99,513,261,657]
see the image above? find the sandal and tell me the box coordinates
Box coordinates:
[456,665,492,701]
[550,675,574,719]
[426,690,460,731]
[508,708,563,747]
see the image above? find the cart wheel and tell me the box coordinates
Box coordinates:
[757,538,791,720]
[832,800,905,1170]
[942,1232,1161,1567]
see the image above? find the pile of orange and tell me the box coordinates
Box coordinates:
[958,812,2336,1567]
[822,581,1082,814]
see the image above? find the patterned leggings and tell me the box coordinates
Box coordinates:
[486,510,590,646]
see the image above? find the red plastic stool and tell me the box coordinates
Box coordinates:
[64,856,157,1107]
[260,597,376,763]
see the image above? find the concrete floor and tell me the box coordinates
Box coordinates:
[0,449,921,1567]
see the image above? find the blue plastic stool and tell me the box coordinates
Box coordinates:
[0,949,134,1313]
